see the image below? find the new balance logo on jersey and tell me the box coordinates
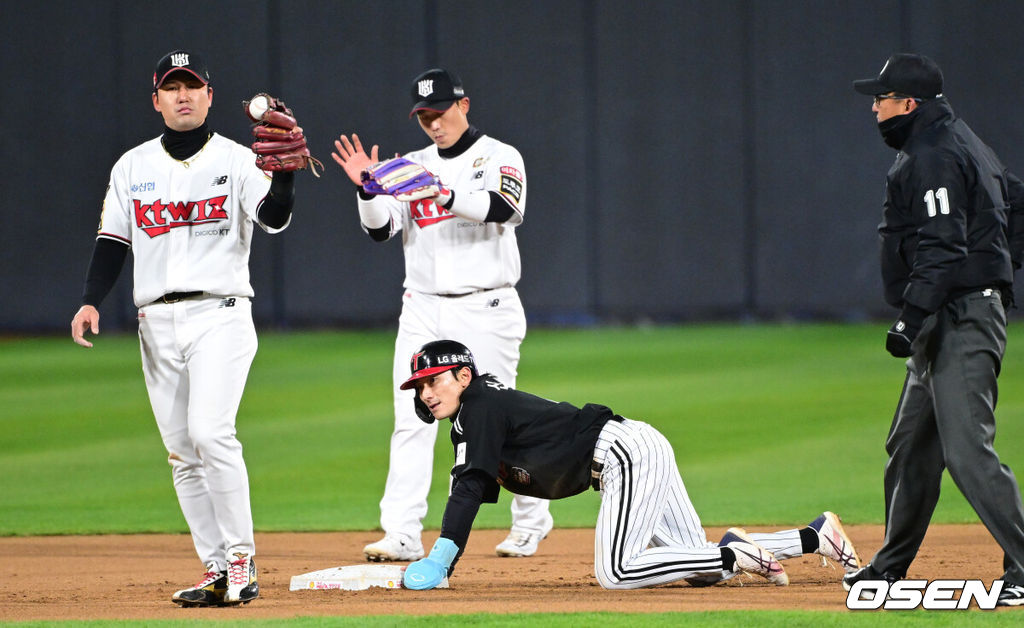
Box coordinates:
[133,195,228,237]
[219,298,237,308]
[212,175,228,186]
[410,198,456,228]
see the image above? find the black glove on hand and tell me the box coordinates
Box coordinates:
[886,304,929,358]
[1001,285,1015,310]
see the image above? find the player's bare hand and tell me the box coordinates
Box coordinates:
[71,305,100,348]
[332,134,379,187]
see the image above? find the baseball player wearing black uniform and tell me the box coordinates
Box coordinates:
[847,53,1024,607]
[397,340,861,591]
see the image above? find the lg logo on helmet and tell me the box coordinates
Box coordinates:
[846,579,1004,610]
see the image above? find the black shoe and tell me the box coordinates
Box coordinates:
[172,566,227,607]
[842,563,899,592]
[998,582,1024,607]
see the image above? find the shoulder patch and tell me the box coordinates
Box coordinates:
[500,175,523,203]
[499,166,523,181]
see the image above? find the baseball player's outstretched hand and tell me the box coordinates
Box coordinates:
[332,134,379,187]
[71,305,100,348]
[403,537,458,590]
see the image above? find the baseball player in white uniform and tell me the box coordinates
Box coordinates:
[70,50,300,607]
[331,68,553,561]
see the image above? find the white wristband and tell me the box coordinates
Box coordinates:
[357,194,391,229]
[447,189,490,222]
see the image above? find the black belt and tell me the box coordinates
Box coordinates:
[436,285,510,298]
[150,291,204,305]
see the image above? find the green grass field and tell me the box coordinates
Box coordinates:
[3,323,1024,625]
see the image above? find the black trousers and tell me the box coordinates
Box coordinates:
[873,289,1024,585]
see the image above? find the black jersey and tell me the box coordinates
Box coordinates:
[878,98,1023,311]
[449,374,616,501]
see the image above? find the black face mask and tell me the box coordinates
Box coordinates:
[877,109,918,150]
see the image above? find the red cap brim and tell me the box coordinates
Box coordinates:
[399,365,457,390]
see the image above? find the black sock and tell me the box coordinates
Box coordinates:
[720,547,736,571]
[799,527,819,554]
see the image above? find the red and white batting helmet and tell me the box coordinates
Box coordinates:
[400,340,478,390]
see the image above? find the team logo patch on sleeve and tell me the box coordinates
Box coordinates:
[500,175,523,203]
[499,166,523,181]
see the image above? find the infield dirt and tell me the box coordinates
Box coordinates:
[0,524,1011,620]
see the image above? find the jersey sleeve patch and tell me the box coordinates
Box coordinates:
[455,442,467,466]
[500,174,523,203]
[499,166,523,181]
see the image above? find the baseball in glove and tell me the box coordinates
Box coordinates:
[361,157,446,202]
[243,92,324,177]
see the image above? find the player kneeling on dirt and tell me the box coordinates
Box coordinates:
[399,340,862,591]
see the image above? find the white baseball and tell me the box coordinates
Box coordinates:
[247,95,271,121]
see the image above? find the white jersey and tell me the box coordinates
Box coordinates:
[96,133,282,307]
[360,134,526,295]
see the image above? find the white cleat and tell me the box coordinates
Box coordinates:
[495,515,554,557]
[223,554,258,605]
[720,527,789,586]
[363,534,424,562]
[809,511,861,573]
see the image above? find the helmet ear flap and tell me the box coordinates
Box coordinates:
[413,394,435,424]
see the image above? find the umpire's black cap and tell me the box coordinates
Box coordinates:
[853,53,943,99]
[153,50,210,91]
[400,340,478,390]
[409,68,466,118]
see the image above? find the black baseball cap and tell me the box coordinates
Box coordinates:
[853,53,943,99]
[399,340,477,390]
[409,68,466,117]
[153,50,210,91]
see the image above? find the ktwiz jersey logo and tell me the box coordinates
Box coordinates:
[410,198,455,228]
[134,195,228,237]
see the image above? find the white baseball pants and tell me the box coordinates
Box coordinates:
[593,418,803,589]
[138,296,256,571]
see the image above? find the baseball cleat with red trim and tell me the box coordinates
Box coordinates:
[172,565,227,607]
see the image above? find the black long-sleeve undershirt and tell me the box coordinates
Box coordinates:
[256,171,295,229]
[81,238,129,307]
[438,469,490,572]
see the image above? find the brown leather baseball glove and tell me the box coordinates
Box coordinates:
[243,93,324,177]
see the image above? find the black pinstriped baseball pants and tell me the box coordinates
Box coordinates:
[872,289,1024,585]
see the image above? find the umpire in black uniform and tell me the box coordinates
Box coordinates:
[846,53,1024,606]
